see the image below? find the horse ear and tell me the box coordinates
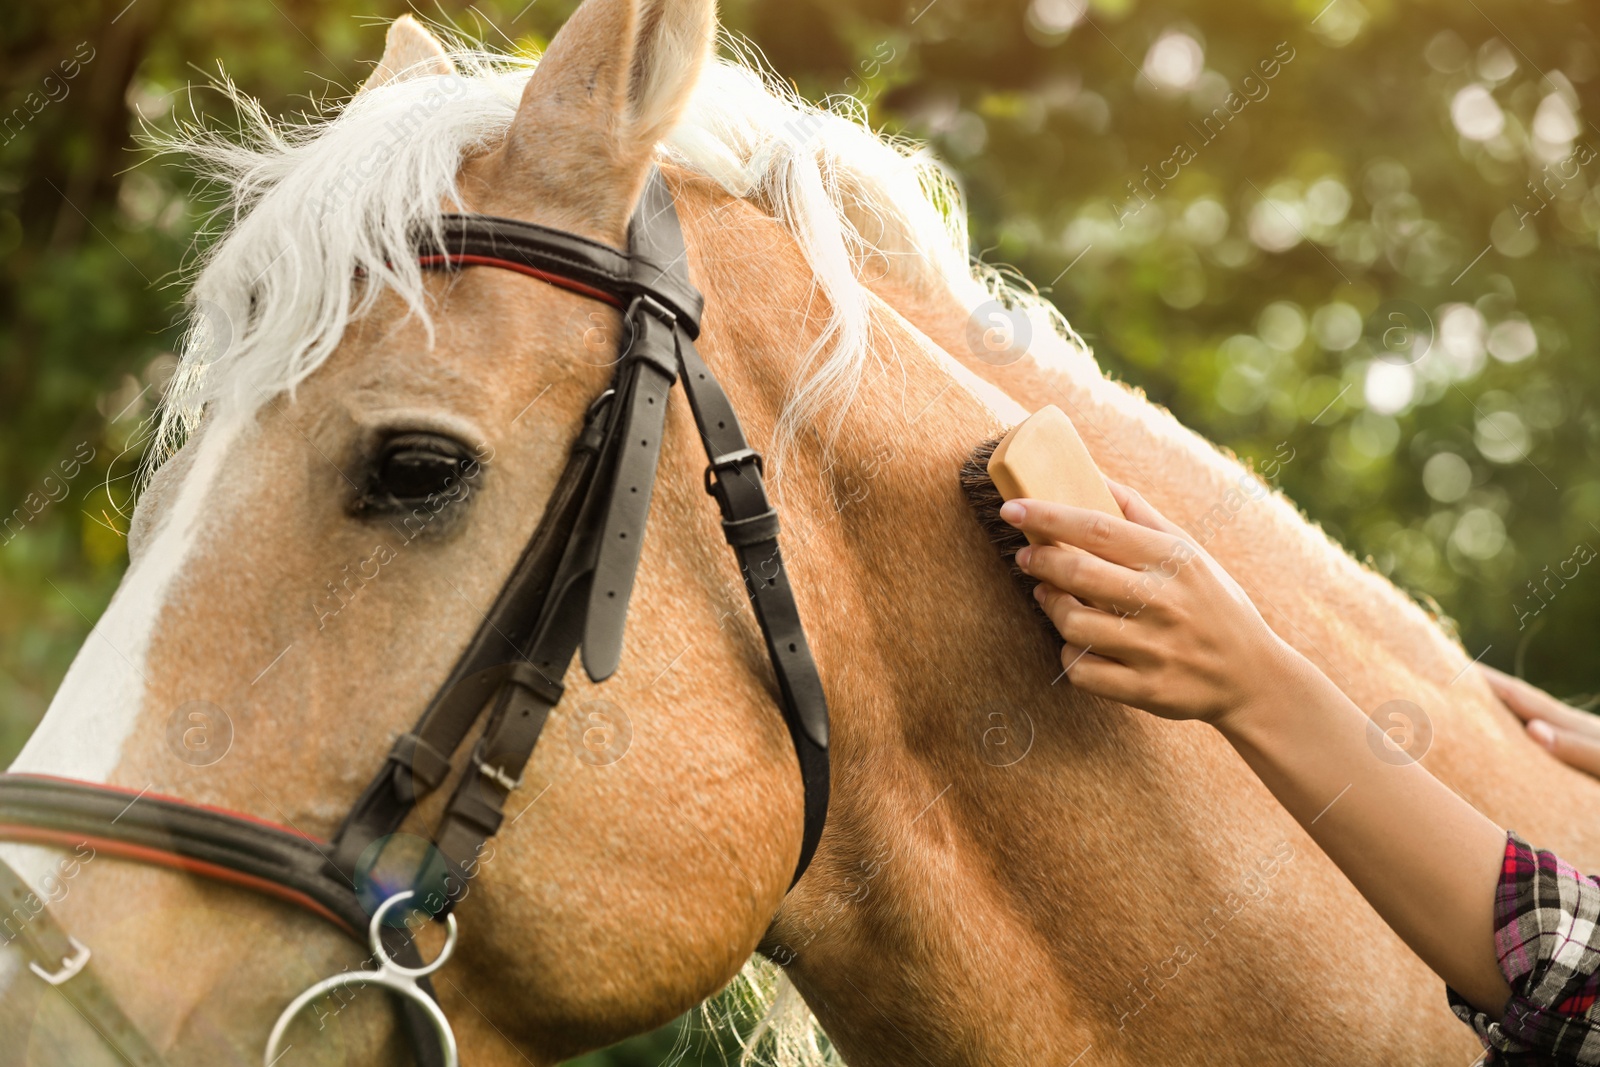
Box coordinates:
[493,0,716,238]
[356,15,454,96]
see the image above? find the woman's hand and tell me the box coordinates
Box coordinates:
[1001,479,1301,727]
[1001,479,1518,1011]
[1480,664,1600,778]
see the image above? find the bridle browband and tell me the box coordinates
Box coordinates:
[0,169,830,1067]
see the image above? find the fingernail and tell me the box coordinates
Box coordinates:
[1032,583,1046,602]
[1016,545,1033,569]
[1528,719,1556,749]
[1000,501,1025,525]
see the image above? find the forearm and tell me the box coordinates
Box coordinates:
[1004,493,1515,1012]
[1217,646,1512,1014]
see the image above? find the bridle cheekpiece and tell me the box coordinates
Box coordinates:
[0,168,830,1067]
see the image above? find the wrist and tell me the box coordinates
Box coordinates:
[1212,638,1323,742]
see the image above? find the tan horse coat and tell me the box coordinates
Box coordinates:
[8,5,1597,1066]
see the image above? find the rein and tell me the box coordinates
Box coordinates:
[0,169,831,1067]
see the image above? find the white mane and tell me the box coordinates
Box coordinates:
[149,30,1089,1064]
[151,34,1087,480]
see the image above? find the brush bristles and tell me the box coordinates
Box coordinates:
[960,437,1065,648]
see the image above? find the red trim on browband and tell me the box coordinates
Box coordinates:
[0,824,356,936]
[417,253,626,309]
[6,773,323,841]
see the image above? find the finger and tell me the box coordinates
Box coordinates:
[1034,587,1143,658]
[1059,640,1089,667]
[1059,639,1121,676]
[1527,719,1600,779]
[1481,665,1599,735]
[1103,479,1188,538]
[1056,642,1118,681]
[1000,498,1181,570]
[1060,647,1148,706]
[1017,543,1146,614]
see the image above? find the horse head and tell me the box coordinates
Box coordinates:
[3,3,864,1062]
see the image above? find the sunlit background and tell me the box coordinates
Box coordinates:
[3,0,1597,1059]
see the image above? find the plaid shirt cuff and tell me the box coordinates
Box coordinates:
[1447,830,1600,1065]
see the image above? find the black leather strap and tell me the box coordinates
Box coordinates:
[327,395,611,879]
[620,166,706,335]
[422,338,631,901]
[0,776,369,933]
[421,213,703,335]
[0,776,447,1067]
[582,307,680,682]
[676,334,830,876]
[579,177,703,680]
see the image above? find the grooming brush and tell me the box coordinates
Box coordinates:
[960,405,1123,640]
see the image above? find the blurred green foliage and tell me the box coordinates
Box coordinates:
[3,0,1598,1058]
[750,0,1600,704]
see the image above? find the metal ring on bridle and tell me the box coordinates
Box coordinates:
[263,890,459,1067]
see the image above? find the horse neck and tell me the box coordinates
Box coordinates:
[867,266,1600,856]
[764,260,1600,1064]
[728,301,1245,1059]
[699,232,1507,1060]
[678,228,1216,1060]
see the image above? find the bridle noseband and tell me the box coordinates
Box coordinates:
[0,169,830,1067]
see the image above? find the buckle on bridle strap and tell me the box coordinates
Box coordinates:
[703,447,764,494]
[620,294,682,384]
[476,760,522,794]
[28,935,91,987]
[626,291,677,327]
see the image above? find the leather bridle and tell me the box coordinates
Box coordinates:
[0,168,831,1067]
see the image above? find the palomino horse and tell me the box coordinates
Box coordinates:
[4,1,1595,1063]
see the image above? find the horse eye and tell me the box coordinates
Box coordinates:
[360,433,481,512]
